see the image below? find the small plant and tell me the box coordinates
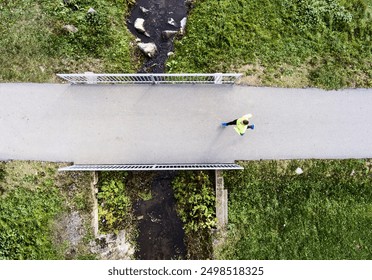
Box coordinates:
[138,189,152,201]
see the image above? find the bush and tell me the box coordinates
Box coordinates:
[172,171,216,233]
[97,172,131,234]
[172,171,216,259]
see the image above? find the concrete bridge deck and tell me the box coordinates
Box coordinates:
[1,83,371,164]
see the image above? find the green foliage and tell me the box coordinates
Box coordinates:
[217,159,372,260]
[172,171,216,234]
[0,0,137,82]
[138,189,152,201]
[172,171,216,259]
[97,172,131,234]
[168,0,372,89]
[0,187,63,260]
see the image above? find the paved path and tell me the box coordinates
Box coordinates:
[1,83,371,164]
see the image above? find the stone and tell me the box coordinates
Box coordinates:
[134,18,146,33]
[295,167,304,175]
[140,6,149,14]
[63,24,78,33]
[87,7,96,14]
[180,17,187,34]
[162,30,178,40]
[167,52,174,57]
[167,18,177,27]
[137,42,157,58]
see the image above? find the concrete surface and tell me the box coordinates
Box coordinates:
[1,83,372,164]
[215,170,228,229]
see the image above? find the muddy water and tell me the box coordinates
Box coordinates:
[133,171,186,260]
[127,0,188,72]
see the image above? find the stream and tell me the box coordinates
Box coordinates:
[133,171,186,259]
[127,0,189,73]
[127,0,191,260]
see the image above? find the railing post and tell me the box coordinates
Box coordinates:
[214,73,223,84]
[85,72,97,84]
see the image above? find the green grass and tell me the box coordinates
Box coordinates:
[168,0,372,89]
[0,161,96,260]
[0,0,137,82]
[217,159,372,259]
[0,184,63,259]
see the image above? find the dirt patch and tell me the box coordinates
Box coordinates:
[237,62,310,88]
[133,171,186,259]
[237,63,265,86]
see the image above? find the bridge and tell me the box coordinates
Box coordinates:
[1,75,372,168]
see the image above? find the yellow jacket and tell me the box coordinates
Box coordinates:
[234,114,252,135]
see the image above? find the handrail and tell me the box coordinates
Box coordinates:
[57,72,242,85]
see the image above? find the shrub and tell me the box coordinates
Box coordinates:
[97,172,131,234]
[172,171,216,259]
[172,171,216,233]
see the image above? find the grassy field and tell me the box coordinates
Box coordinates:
[0,161,95,260]
[217,159,372,259]
[0,0,137,82]
[168,0,372,89]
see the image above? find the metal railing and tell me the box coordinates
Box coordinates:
[59,163,243,171]
[57,72,242,85]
